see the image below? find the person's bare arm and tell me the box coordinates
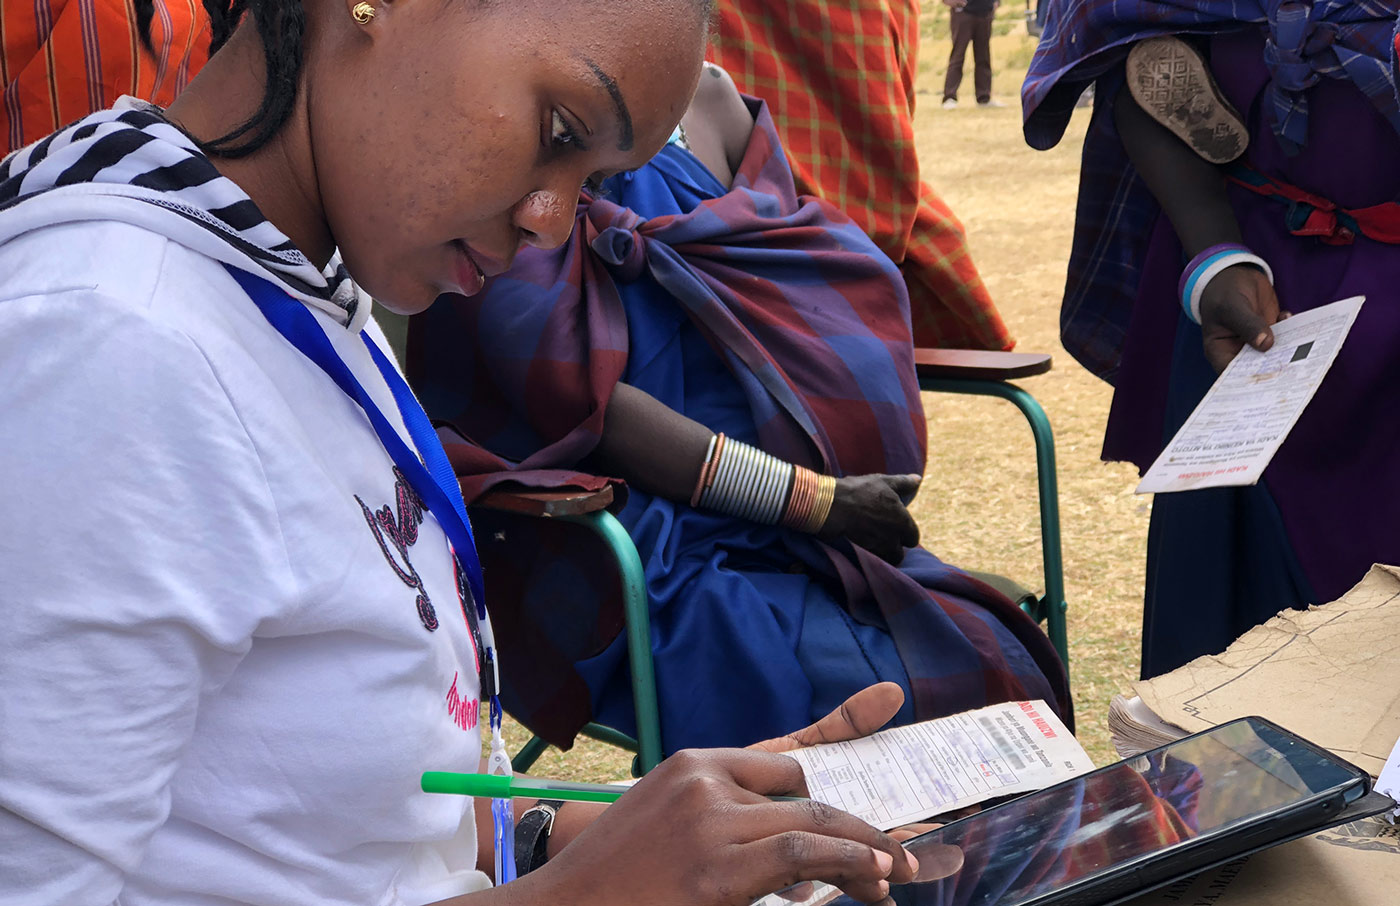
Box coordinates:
[1113,83,1283,371]
[591,382,920,562]
[1114,88,1241,257]
[679,63,756,189]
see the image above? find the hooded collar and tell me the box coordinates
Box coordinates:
[0,97,370,330]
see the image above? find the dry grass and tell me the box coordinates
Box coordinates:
[910,13,1148,768]
[502,13,1146,778]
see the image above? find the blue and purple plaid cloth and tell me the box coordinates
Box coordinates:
[409,101,1071,748]
[413,100,928,495]
[1022,0,1400,380]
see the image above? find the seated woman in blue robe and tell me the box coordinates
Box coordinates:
[409,65,1070,754]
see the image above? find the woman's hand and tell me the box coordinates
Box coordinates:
[752,684,962,884]
[820,474,922,564]
[1198,265,1288,373]
[545,684,910,868]
[513,748,917,906]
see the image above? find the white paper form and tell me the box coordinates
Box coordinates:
[783,700,1093,832]
[1137,296,1364,495]
[752,702,1092,906]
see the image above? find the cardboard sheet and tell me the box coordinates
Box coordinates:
[1133,564,1400,777]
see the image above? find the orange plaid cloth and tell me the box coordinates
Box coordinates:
[707,0,1012,349]
[1,0,208,155]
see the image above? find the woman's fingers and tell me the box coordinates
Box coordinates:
[825,474,920,563]
[734,799,918,884]
[667,747,811,800]
[1212,290,1274,351]
[740,830,902,904]
[751,682,904,753]
[888,822,941,842]
[531,746,933,906]
[885,473,923,504]
[879,475,921,552]
[911,842,965,881]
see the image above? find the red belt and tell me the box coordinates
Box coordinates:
[1226,163,1400,246]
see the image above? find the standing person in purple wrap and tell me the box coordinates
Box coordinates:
[942,0,1002,109]
[1022,1,1400,678]
[410,65,1071,756]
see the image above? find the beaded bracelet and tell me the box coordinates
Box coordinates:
[1179,243,1275,325]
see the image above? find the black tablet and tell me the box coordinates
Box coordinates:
[834,716,1387,906]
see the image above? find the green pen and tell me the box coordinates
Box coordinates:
[422,771,807,804]
[422,772,635,803]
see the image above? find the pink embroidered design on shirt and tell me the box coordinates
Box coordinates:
[446,671,479,731]
[357,466,438,631]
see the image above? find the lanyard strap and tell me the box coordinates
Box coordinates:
[226,267,497,701]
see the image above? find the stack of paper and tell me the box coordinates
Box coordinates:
[1107,694,1188,759]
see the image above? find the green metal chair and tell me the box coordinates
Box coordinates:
[913,348,1069,664]
[469,347,1069,777]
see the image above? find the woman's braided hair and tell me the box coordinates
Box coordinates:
[127,0,714,159]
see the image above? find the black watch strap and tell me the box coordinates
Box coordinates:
[514,799,564,877]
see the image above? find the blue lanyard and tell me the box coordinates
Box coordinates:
[230,267,519,883]
[226,267,495,701]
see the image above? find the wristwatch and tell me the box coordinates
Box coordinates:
[514,799,565,877]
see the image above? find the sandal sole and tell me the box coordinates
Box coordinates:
[1127,37,1249,165]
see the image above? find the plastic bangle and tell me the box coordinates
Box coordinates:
[731,446,763,522]
[1180,245,1274,325]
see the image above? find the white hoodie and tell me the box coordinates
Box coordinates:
[0,101,490,906]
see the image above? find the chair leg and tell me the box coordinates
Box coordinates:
[563,509,664,774]
[512,735,550,773]
[920,378,1070,670]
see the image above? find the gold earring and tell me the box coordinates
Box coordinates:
[351,2,375,23]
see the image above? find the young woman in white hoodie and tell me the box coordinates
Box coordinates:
[0,1,930,904]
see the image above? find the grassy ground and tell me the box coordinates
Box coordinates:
[909,13,1148,768]
[501,14,1146,778]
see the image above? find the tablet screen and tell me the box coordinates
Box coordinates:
[845,718,1363,906]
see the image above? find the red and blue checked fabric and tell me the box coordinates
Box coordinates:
[1022,0,1400,380]
[1,0,209,156]
[706,0,1014,351]
[416,100,929,501]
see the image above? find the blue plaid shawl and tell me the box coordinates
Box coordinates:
[409,101,1071,748]
[413,100,927,495]
[1022,0,1400,380]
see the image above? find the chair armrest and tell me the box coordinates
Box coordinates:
[914,349,1052,382]
[468,483,616,518]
